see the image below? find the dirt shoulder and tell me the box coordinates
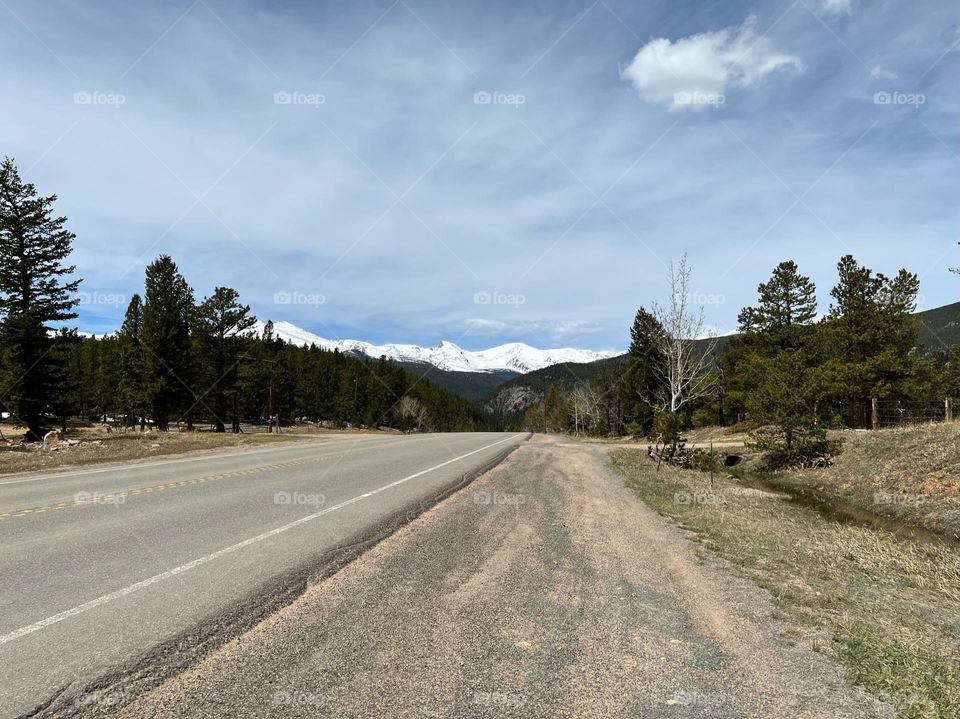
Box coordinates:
[109,435,888,719]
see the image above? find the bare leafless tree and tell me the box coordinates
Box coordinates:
[397,395,429,432]
[649,255,719,413]
[570,384,601,436]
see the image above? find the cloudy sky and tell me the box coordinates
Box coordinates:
[2,0,957,350]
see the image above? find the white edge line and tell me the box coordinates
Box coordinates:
[0,433,525,646]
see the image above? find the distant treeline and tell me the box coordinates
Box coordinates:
[0,158,483,439]
[518,256,960,460]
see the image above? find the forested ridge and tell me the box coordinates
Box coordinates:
[0,159,483,438]
[515,257,960,463]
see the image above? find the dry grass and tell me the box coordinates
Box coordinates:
[0,429,312,475]
[610,448,960,719]
[770,423,960,539]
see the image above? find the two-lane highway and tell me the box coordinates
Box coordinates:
[0,432,527,717]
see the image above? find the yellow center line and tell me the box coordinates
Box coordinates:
[0,438,418,522]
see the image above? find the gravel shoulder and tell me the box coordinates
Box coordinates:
[112,435,890,719]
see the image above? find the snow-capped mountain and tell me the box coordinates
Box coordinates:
[256,321,619,374]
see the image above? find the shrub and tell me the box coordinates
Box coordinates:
[749,426,838,470]
[724,420,757,436]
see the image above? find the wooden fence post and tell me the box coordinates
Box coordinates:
[947,397,954,423]
[871,398,879,431]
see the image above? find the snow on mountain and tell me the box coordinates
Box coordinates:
[256,321,619,374]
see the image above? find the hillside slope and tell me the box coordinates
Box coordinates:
[919,300,960,350]
[391,362,519,403]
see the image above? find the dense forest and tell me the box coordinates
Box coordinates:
[518,257,959,462]
[0,159,484,439]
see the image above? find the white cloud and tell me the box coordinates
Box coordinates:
[621,15,803,110]
[820,0,854,16]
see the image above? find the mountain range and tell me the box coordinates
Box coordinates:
[255,301,960,408]
[257,321,620,374]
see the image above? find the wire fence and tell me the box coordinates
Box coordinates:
[874,399,952,429]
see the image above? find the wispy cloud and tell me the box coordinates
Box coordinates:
[2,0,957,350]
[465,319,605,344]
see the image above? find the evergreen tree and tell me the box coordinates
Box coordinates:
[738,260,817,351]
[194,287,256,432]
[140,256,194,431]
[725,260,824,450]
[620,307,666,433]
[744,349,828,455]
[118,294,146,428]
[820,255,920,415]
[0,158,81,440]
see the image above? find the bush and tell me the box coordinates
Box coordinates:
[749,426,838,470]
[724,420,758,435]
[650,411,682,446]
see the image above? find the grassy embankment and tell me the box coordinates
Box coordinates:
[611,425,960,719]
[768,424,960,540]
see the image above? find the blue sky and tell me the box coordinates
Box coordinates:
[2,0,957,350]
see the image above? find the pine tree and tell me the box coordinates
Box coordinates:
[141,256,194,431]
[725,260,823,450]
[620,307,666,433]
[738,260,817,350]
[821,255,920,413]
[0,158,81,440]
[118,294,146,429]
[744,349,827,455]
[194,287,256,432]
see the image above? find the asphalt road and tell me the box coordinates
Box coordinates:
[0,431,527,718]
[112,436,890,719]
